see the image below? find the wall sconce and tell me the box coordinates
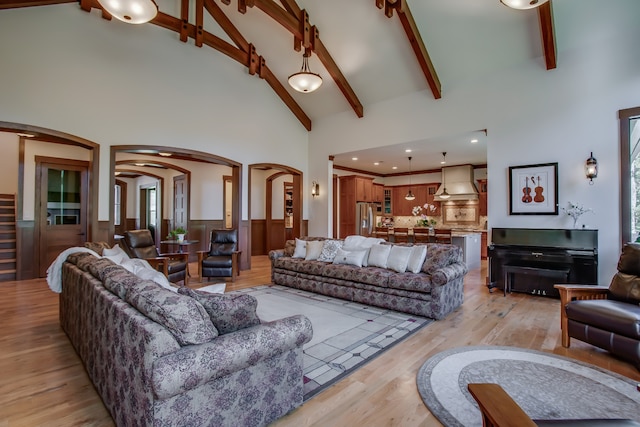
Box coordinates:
[585,152,598,185]
[311,181,320,197]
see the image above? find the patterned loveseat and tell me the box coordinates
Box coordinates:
[269,237,467,320]
[60,252,313,427]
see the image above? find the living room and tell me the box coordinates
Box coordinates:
[1,0,640,425]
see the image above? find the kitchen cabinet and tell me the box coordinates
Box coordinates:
[373,183,384,203]
[383,187,392,214]
[392,185,431,216]
[481,231,488,259]
[451,233,481,270]
[425,183,441,215]
[477,179,487,217]
[341,175,375,202]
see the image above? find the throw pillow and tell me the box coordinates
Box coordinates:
[178,287,261,334]
[407,245,428,274]
[305,240,325,261]
[343,235,367,249]
[332,248,368,267]
[292,238,307,258]
[126,282,218,345]
[368,244,391,268]
[386,245,413,273]
[317,239,344,262]
[84,241,111,256]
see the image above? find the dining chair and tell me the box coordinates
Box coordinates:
[392,227,409,243]
[373,226,390,241]
[433,228,452,244]
[412,227,431,244]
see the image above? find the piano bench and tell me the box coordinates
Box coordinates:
[503,265,570,297]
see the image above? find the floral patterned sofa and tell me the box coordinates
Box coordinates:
[269,237,468,320]
[60,252,313,427]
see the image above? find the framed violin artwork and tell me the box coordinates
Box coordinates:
[508,162,558,215]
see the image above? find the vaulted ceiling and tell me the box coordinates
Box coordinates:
[0,0,557,133]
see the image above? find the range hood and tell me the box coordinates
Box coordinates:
[434,165,479,201]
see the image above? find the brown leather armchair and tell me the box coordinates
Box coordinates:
[122,229,189,285]
[198,229,240,282]
[555,243,640,369]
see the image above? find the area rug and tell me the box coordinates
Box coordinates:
[231,285,433,400]
[417,346,640,427]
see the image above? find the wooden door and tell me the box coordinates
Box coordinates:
[36,158,89,277]
[173,175,188,230]
[223,176,233,229]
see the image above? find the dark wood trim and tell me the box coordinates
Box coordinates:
[114,179,127,237]
[333,173,338,238]
[619,106,640,246]
[538,1,557,70]
[17,138,25,221]
[332,163,487,178]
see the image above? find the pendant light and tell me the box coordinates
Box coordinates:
[499,0,549,10]
[440,152,450,199]
[97,0,158,24]
[288,54,323,93]
[405,156,416,201]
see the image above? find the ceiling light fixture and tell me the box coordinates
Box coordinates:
[158,152,172,157]
[499,0,549,10]
[97,0,158,24]
[405,156,416,201]
[471,139,478,144]
[288,54,323,93]
[440,152,450,199]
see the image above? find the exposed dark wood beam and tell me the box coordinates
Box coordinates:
[246,0,364,118]
[179,0,189,42]
[278,0,300,17]
[538,0,557,70]
[378,0,441,99]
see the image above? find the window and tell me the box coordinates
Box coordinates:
[114,184,121,226]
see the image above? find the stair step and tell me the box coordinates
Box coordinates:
[0,239,16,243]
[0,269,17,274]
[0,258,16,263]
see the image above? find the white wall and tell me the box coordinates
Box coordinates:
[309,2,640,283]
[0,5,309,222]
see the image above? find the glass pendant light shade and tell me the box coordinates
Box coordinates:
[288,56,323,93]
[97,0,158,24]
[499,0,549,10]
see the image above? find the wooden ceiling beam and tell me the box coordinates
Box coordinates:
[179,0,189,42]
[152,12,310,130]
[203,0,249,52]
[278,0,300,17]
[246,0,364,118]
[377,0,441,100]
[538,0,557,70]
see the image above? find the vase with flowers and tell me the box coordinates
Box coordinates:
[413,203,437,229]
[562,202,593,228]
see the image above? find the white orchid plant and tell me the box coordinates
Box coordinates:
[412,203,437,227]
[562,202,593,228]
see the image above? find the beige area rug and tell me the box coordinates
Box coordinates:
[417,346,640,427]
[231,285,433,400]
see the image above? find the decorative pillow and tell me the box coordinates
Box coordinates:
[343,235,366,249]
[178,287,260,334]
[126,282,218,345]
[368,244,391,268]
[305,240,325,261]
[284,239,296,257]
[332,248,368,268]
[84,241,111,256]
[407,245,428,274]
[317,239,344,262]
[386,245,413,273]
[292,238,307,259]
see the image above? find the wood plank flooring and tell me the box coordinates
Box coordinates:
[1,257,638,426]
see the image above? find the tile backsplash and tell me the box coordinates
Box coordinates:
[378,215,487,230]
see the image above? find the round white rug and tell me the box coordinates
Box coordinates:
[416,346,640,427]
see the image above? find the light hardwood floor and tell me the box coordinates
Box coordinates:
[1,257,638,426]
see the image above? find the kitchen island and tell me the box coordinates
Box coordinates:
[450,231,482,270]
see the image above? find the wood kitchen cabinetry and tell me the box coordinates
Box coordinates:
[373,183,384,203]
[339,175,376,238]
[477,179,487,217]
[392,184,439,216]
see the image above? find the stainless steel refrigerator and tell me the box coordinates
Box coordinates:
[356,202,381,236]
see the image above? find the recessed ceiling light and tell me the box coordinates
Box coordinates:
[405,149,412,153]
[16,133,35,138]
[352,157,358,161]
[374,162,380,166]
[135,163,145,167]
[392,166,398,170]
[470,139,478,144]
[158,152,172,157]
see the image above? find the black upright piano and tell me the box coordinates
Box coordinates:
[487,228,598,298]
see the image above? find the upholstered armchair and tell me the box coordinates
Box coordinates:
[198,229,240,282]
[555,243,640,369]
[122,229,189,285]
